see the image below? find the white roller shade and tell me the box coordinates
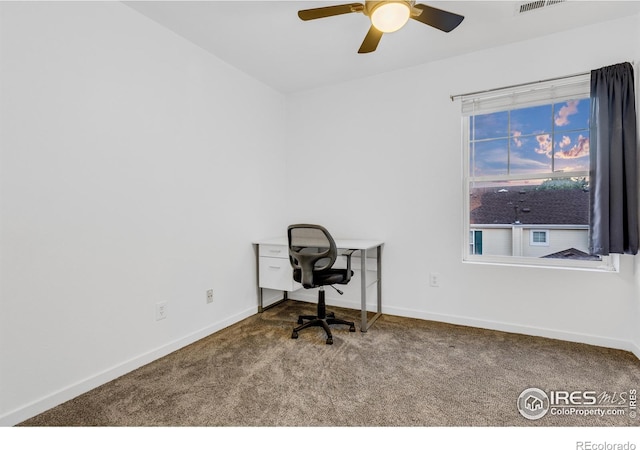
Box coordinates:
[460,74,590,116]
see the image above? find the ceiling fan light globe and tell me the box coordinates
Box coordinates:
[370,1,411,33]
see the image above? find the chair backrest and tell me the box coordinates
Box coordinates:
[287,224,337,288]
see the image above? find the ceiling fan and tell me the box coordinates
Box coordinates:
[298,0,464,54]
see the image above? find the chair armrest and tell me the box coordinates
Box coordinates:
[342,249,356,283]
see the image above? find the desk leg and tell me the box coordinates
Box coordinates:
[377,244,382,317]
[360,245,383,332]
[360,248,367,331]
[256,244,264,313]
[259,287,289,313]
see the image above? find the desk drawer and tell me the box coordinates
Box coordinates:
[259,256,296,291]
[259,244,288,259]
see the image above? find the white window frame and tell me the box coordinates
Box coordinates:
[461,74,617,272]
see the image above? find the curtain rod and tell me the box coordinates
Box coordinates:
[450,61,638,102]
[449,70,589,102]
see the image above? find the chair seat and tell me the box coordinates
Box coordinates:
[293,268,354,287]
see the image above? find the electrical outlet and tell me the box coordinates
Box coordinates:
[156,301,168,321]
[206,289,213,304]
[429,272,441,287]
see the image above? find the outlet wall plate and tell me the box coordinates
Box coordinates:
[156,301,168,320]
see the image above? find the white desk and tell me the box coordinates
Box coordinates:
[253,237,383,332]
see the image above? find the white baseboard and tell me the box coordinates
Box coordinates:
[630,342,640,361]
[382,304,640,358]
[0,306,256,427]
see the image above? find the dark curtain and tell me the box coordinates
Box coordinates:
[589,62,639,255]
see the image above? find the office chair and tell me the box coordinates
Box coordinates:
[287,224,356,345]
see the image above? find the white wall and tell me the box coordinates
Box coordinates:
[0,2,286,424]
[286,15,640,355]
[2,3,639,427]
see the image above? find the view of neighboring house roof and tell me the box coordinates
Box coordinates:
[470,186,589,225]
[542,248,600,260]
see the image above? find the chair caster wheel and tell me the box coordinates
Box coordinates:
[297,318,303,325]
[291,331,298,339]
[326,337,333,345]
[349,325,356,332]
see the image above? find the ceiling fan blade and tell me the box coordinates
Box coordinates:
[298,3,364,21]
[411,4,464,32]
[358,26,384,54]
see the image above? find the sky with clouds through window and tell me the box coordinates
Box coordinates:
[470,99,591,177]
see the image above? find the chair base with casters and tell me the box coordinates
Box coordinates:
[291,288,355,345]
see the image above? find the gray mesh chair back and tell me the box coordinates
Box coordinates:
[288,225,337,288]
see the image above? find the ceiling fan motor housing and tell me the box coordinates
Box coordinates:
[365,1,416,33]
[363,0,417,16]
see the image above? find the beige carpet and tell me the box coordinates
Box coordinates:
[19,300,640,426]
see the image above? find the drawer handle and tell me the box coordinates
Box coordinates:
[268,265,282,269]
[268,249,282,254]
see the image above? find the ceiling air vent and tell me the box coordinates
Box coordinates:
[517,0,566,14]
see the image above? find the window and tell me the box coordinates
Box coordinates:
[470,229,483,255]
[461,75,615,270]
[530,230,548,246]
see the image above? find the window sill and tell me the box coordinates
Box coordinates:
[462,254,619,273]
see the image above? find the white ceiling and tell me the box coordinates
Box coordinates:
[125,1,640,93]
